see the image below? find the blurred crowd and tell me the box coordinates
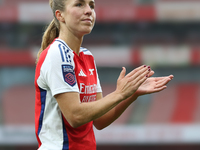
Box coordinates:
[0,0,200,149]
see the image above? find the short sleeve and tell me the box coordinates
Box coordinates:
[39,42,79,97]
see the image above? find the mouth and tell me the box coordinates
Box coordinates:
[82,18,92,23]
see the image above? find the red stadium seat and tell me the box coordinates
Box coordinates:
[2,85,35,125]
[146,83,200,124]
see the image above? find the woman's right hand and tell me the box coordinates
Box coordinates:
[115,65,150,100]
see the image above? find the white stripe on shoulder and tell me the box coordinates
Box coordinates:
[55,39,73,52]
[80,47,93,55]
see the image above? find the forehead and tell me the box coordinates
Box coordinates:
[74,0,95,3]
[65,0,95,7]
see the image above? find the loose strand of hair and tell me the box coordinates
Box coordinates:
[36,19,59,64]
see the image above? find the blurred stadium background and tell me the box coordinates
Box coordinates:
[0,0,200,149]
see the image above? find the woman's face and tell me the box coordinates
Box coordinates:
[61,0,96,37]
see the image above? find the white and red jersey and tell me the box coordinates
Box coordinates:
[35,38,102,150]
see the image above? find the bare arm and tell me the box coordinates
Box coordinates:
[93,71,174,130]
[55,65,150,128]
[93,92,138,130]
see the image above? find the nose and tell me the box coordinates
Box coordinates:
[84,4,92,16]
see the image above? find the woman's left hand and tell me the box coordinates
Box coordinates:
[135,70,174,96]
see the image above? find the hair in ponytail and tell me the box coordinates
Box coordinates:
[36,0,66,64]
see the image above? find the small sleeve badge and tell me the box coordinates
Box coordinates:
[62,65,76,87]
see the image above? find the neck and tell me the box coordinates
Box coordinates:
[58,30,83,56]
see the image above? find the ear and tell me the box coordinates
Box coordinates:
[55,10,65,23]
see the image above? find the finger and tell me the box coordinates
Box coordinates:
[126,65,148,78]
[156,75,174,81]
[169,75,174,80]
[118,67,126,81]
[128,66,150,83]
[153,86,167,93]
[132,69,149,88]
[134,66,151,82]
[156,77,172,88]
[147,70,154,78]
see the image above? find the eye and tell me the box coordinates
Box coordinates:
[76,3,82,7]
[90,4,95,9]
[89,2,95,9]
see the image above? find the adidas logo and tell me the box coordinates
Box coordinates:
[78,69,87,77]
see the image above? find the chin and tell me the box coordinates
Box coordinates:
[85,30,92,35]
[81,28,93,36]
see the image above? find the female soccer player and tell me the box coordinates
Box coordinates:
[34,0,173,149]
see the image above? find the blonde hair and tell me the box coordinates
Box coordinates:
[36,0,66,63]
